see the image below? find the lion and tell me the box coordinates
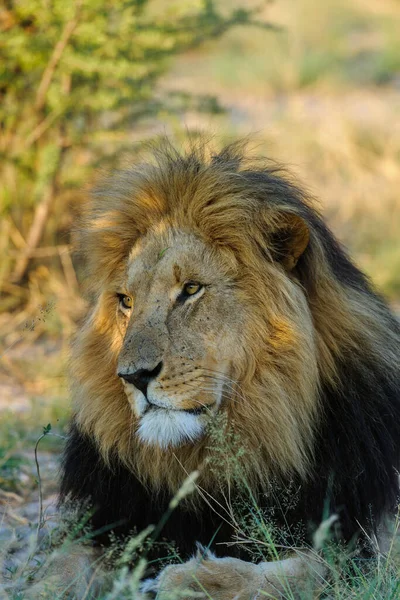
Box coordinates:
[59,140,400,599]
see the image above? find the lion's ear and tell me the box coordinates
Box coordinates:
[270,213,310,271]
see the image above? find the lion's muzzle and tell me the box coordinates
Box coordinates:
[118,361,163,397]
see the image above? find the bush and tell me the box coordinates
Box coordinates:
[0,0,270,312]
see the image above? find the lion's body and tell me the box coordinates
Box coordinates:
[61,141,400,586]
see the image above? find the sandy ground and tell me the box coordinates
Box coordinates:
[0,340,64,587]
[0,451,60,592]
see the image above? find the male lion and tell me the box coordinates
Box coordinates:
[60,140,400,598]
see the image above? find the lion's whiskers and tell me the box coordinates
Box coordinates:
[182,380,241,407]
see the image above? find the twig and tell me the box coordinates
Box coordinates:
[8,218,27,250]
[35,1,82,112]
[5,509,29,526]
[59,245,79,290]
[34,430,48,539]
[0,489,23,504]
[24,109,63,149]
[10,147,66,283]
[8,244,72,258]
[34,425,66,541]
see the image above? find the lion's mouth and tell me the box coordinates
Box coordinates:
[144,402,213,416]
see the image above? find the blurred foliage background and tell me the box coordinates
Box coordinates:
[0,0,400,405]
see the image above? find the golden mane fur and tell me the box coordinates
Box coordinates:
[70,140,399,496]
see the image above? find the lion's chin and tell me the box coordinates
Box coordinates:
[137,409,205,449]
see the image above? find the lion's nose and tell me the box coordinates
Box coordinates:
[118,361,163,397]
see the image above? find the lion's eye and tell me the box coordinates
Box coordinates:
[176,282,203,304]
[182,282,202,297]
[118,294,133,311]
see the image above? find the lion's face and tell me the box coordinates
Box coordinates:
[115,229,245,448]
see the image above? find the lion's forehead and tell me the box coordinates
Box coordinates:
[125,228,230,298]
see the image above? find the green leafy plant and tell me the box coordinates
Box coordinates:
[0,0,271,314]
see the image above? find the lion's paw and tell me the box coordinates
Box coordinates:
[140,546,264,600]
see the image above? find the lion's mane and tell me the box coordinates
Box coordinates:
[61,140,400,556]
